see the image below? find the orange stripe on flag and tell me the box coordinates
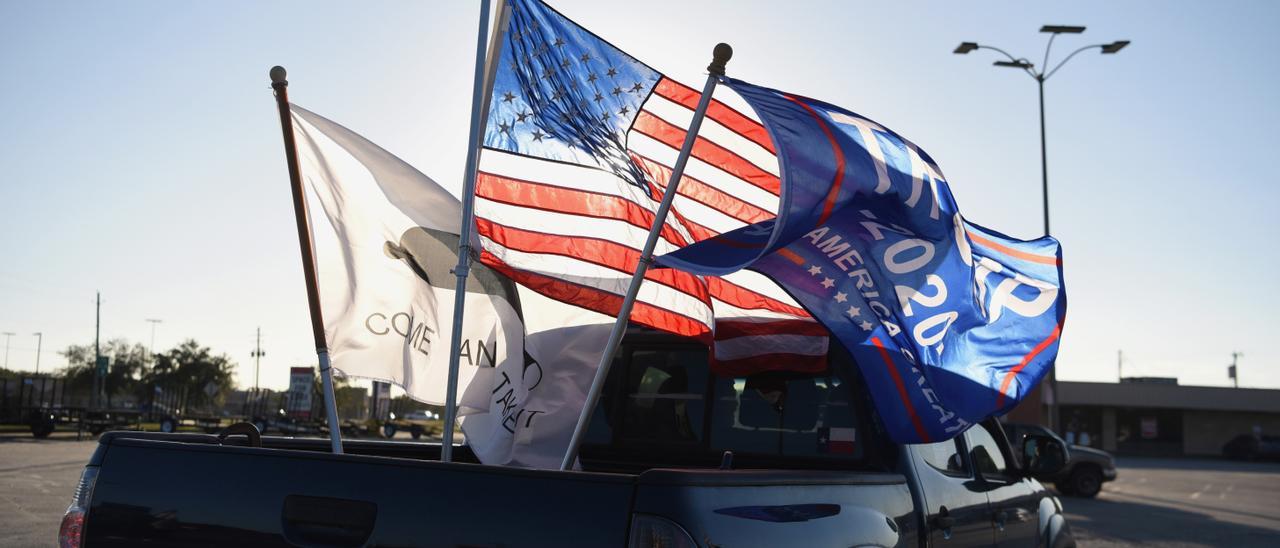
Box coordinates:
[967,231,1061,266]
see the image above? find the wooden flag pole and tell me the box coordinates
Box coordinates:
[441,0,511,462]
[560,44,733,471]
[270,66,344,455]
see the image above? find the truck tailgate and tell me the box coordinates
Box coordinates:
[633,468,917,548]
[87,436,635,547]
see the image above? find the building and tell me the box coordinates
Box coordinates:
[1055,379,1280,456]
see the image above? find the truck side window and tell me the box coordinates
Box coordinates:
[709,372,865,461]
[967,422,1010,477]
[916,439,966,476]
[621,349,707,444]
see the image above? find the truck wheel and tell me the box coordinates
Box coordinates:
[411,425,424,440]
[382,424,397,438]
[1069,466,1103,498]
[30,423,55,438]
[160,418,178,433]
[1055,481,1076,496]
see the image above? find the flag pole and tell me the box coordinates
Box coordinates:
[269,66,344,455]
[441,0,510,462]
[560,44,733,470]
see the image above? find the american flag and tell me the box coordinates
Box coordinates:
[476,0,827,375]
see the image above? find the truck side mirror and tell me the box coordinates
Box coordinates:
[1020,434,1069,478]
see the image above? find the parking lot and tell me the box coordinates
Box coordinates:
[1063,456,1280,547]
[2,434,1278,547]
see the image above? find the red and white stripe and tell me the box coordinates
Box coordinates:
[477,77,827,375]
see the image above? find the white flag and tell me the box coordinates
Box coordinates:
[291,105,522,414]
[290,105,604,468]
[460,287,611,468]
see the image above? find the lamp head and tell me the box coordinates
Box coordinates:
[1041,25,1086,34]
[954,42,979,54]
[994,60,1035,69]
[1101,40,1130,54]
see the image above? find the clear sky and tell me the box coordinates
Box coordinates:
[1,1,1277,391]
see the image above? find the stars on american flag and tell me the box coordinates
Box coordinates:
[808,265,822,276]
[483,1,661,190]
[821,277,834,289]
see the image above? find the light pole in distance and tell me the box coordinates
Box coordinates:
[954,27,1129,430]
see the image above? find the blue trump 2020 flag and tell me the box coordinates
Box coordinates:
[658,78,1066,443]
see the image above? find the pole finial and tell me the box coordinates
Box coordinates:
[270,66,288,86]
[708,43,733,76]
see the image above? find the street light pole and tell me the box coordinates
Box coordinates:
[251,327,265,392]
[145,319,162,364]
[955,29,1129,431]
[1,332,13,370]
[1038,75,1050,235]
[33,332,43,375]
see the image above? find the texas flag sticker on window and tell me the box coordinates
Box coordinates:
[818,427,857,454]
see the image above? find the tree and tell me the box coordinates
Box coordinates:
[147,340,236,411]
[62,339,148,408]
[331,375,369,421]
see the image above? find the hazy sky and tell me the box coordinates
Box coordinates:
[2,1,1277,391]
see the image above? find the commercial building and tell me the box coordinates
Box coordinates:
[1055,378,1280,456]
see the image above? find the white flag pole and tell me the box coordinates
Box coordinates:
[269,66,344,454]
[560,44,733,470]
[441,0,511,463]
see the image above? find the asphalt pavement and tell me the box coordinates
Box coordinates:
[0,434,96,547]
[1062,456,1280,547]
[1,433,1278,547]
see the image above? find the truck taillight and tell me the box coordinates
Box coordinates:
[628,514,697,548]
[59,466,98,548]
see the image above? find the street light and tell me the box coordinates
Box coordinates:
[954,26,1130,431]
[953,26,1130,236]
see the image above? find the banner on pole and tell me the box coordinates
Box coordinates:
[656,78,1066,443]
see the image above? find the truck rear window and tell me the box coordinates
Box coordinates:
[585,337,873,466]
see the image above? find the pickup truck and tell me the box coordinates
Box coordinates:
[60,335,1074,547]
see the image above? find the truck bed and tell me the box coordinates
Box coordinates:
[84,432,916,547]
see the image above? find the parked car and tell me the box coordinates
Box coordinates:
[1003,422,1117,498]
[1222,434,1280,461]
[61,334,1074,547]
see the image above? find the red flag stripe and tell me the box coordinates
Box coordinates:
[653,78,775,155]
[633,111,781,196]
[705,277,811,318]
[477,218,712,306]
[480,251,712,341]
[477,171,691,248]
[716,319,827,338]
[995,323,1063,407]
[870,336,931,443]
[632,153,774,226]
[478,215,804,325]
